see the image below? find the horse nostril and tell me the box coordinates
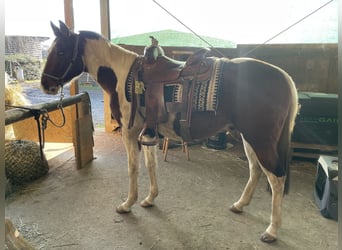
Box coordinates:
[49,87,58,94]
[42,84,59,95]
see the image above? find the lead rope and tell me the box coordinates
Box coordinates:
[39,86,66,156]
[44,85,66,128]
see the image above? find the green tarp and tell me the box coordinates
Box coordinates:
[112,30,235,48]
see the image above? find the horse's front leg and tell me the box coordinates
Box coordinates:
[116,132,141,214]
[260,169,285,243]
[140,145,159,207]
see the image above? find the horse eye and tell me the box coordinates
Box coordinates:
[57,51,65,56]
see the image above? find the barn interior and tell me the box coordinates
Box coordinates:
[4,0,339,249]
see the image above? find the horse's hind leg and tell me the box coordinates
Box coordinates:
[230,135,262,213]
[231,135,285,243]
[140,145,159,207]
[259,167,285,243]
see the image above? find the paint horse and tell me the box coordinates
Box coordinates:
[41,21,298,243]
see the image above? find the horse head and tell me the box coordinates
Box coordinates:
[41,21,85,94]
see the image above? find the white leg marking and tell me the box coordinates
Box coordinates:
[141,145,159,207]
[116,132,140,213]
[231,135,262,213]
[260,166,285,243]
[230,134,285,243]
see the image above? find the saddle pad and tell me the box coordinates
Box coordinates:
[125,58,224,112]
[125,70,134,102]
[166,58,224,112]
[194,59,223,111]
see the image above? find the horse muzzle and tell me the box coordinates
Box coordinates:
[41,78,61,95]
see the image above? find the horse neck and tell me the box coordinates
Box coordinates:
[83,38,138,86]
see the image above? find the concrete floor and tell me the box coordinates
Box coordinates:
[5,130,338,250]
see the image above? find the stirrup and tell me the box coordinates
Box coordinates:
[138,125,159,146]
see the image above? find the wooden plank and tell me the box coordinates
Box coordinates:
[292,142,338,159]
[292,142,338,151]
[74,114,94,169]
[293,151,321,159]
[103,92,120,132]
[69,81,79,153]
[9,107,73,143]
[73,89,94,168]
[77,97,91,118]
[5,92,90,125]
[104,92,112,133]
[237,44,338,93]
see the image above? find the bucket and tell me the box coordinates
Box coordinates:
[205,132,227,150]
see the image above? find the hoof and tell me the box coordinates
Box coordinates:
[116,205,131,214]
[260,232,277,243]
[140,200,154,208]
[229,205,243,214]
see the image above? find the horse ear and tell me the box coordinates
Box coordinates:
[50,21,62,37]
[58,20,71,37]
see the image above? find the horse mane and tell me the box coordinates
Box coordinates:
[79,30,104,40]
[78,30,136,56]
[77,31,110,59]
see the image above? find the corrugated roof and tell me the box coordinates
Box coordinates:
[112,30,235,48]
[5,36,50,60]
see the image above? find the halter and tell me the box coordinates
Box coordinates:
[43,35,81,86]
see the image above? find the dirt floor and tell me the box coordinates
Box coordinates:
[5,130,338,250]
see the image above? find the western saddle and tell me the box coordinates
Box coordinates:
[132,37,215,145]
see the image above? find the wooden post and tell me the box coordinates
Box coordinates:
[100,0,119,132]
[63,0,78,98]
[73,96,94,168]
[100,0,110,38]
[64,0,74,31]
[64,0,90,168]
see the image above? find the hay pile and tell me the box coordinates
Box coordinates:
[5,83,30,110]
[5,140,49,186]
[5,83,30,140]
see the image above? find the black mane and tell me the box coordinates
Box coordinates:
[79,30,104,40]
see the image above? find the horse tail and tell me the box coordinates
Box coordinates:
[277,72,298,195]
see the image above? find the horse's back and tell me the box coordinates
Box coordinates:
[221,57,293,123]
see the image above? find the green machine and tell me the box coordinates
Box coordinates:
[292,92,338,146]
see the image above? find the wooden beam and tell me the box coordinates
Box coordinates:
[100,0,120,132]
[63,1,78,98]
[5,93,91,125]
[64,0,74,31]
[100,0,110,38]
[6,92,94,168]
